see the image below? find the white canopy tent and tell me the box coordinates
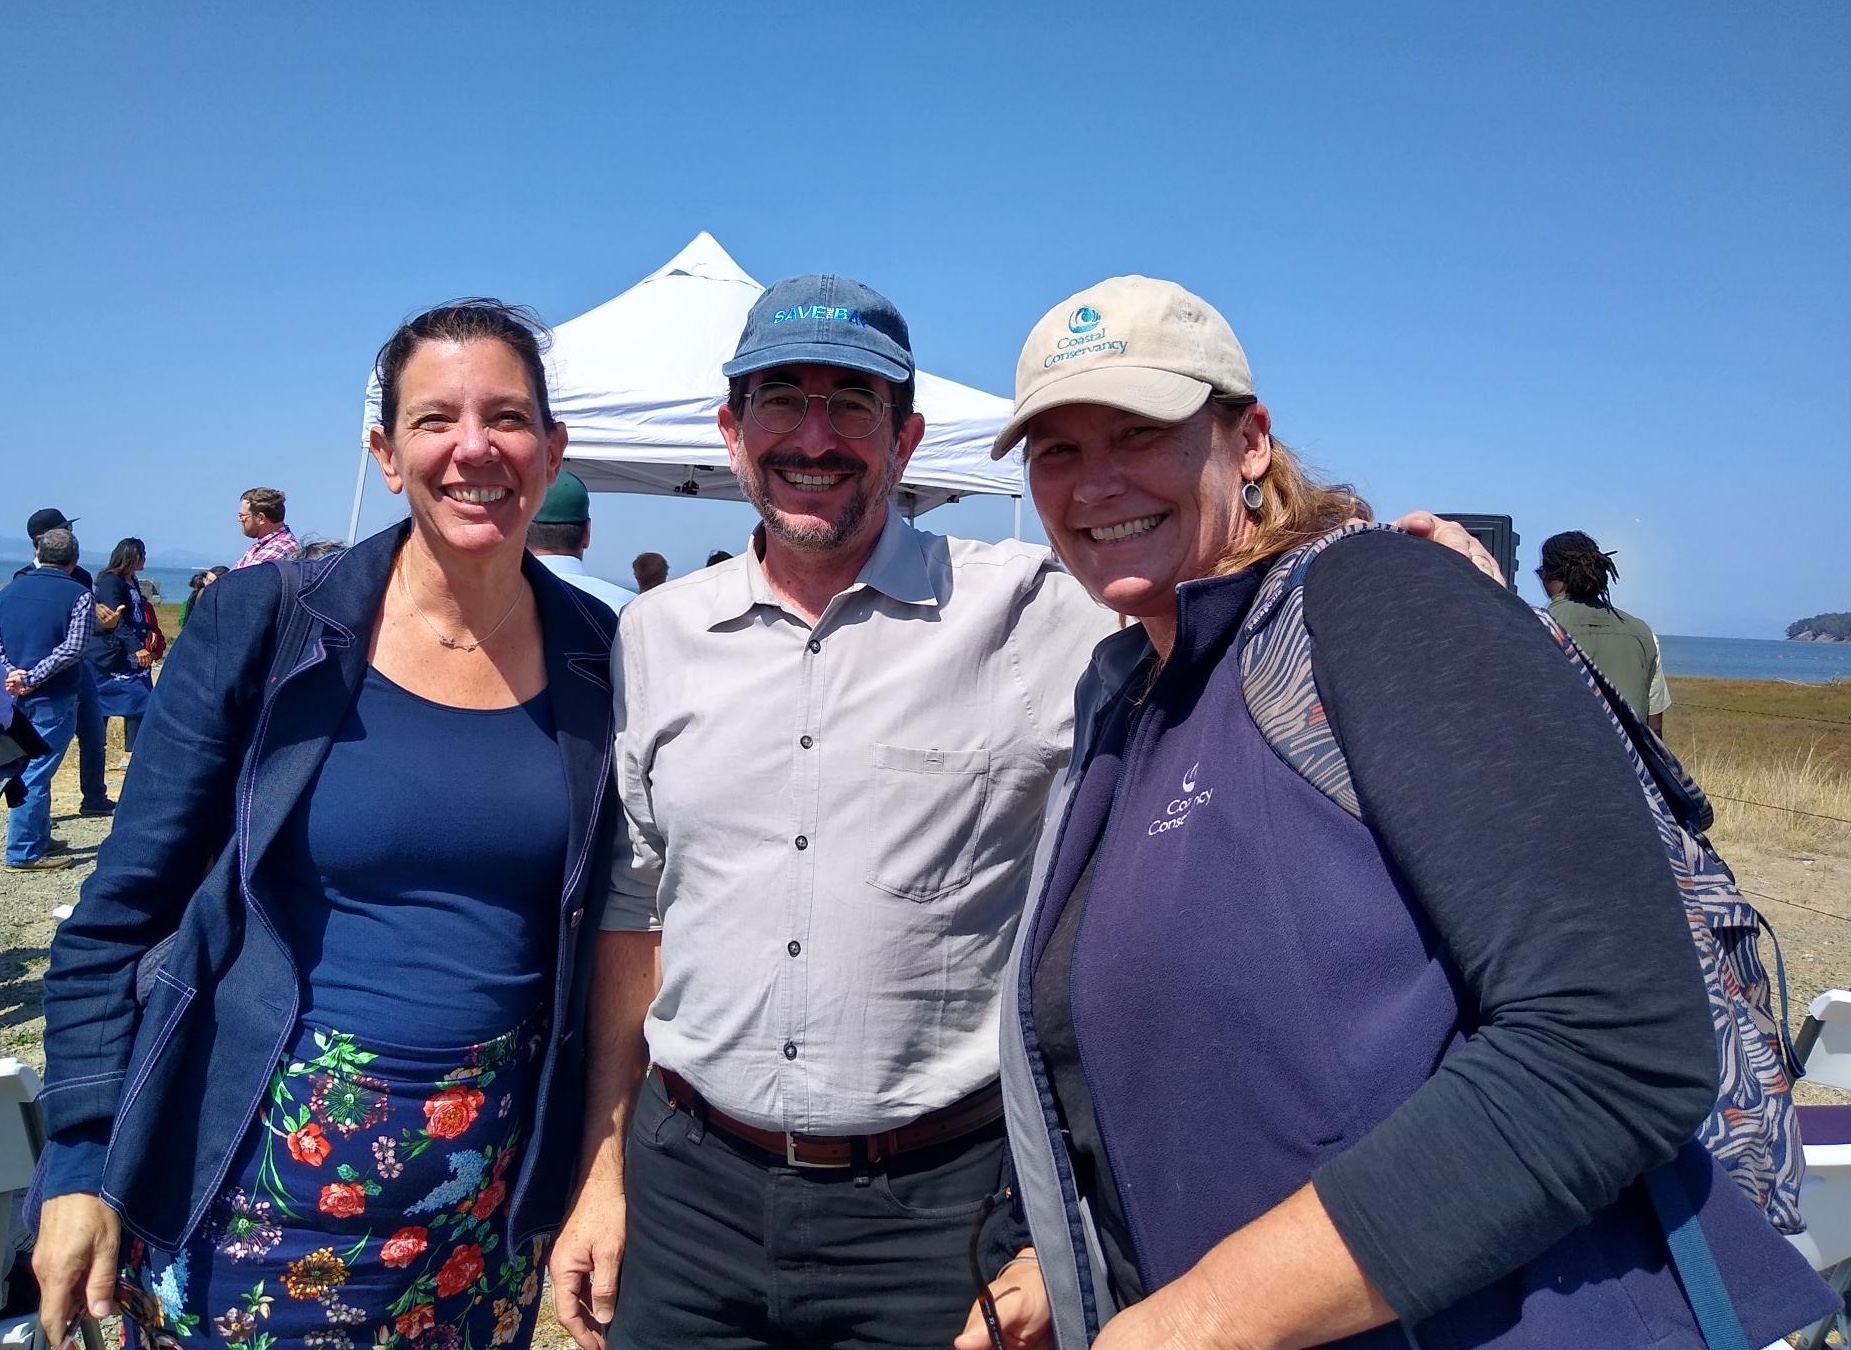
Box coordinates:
[352,232,1024,540]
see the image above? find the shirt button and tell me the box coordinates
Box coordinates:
[794,835,808,850]
[787,940,802,957]
[807,638,821,654]
[567,907,584,928]
[782,1041,798,1060]
[800,734,814,749]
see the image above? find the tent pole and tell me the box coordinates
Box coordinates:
[347,441,370,544]
[1012,495,1022,541]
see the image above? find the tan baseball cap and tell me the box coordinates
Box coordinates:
[990,276,1254,459]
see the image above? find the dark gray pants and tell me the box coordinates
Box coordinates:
[614,1070,1005,1350]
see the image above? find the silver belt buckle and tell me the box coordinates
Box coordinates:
[785,1132,852,1169]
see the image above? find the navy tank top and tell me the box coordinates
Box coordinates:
[278,667,569,1044]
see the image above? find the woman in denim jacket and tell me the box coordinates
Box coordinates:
[34,301,622,1349]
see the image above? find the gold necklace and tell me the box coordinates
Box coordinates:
[397,564,522,652]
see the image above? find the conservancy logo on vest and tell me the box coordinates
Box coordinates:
[1148,762,1214,836]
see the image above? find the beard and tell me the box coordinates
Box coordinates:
[738,447,901,554]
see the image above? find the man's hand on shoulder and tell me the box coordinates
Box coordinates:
[1389,511,1506,586]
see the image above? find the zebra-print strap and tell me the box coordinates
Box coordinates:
[1236,522,1390,819]
[1235,523,1806,1234]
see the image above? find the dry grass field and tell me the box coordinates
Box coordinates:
[1664,676,1851,856]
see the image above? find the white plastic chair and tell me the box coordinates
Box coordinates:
[1782,989,1851,1350]
[0,1059,44,1349]
[0,1061,103,1350]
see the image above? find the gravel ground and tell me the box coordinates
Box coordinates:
[5,740,1848,1348]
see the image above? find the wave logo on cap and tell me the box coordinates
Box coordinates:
[1045,303,1127,369]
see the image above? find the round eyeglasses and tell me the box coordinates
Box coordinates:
[746,382,890,439]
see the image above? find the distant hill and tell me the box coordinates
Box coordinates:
[0,534,224,568]
[1788,612,1851,643]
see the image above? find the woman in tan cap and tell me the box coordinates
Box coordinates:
[959,278,1829,1349]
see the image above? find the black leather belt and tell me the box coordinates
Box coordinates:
[656,1067,1004,1169]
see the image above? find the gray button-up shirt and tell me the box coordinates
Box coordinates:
[605,508,1116,1133]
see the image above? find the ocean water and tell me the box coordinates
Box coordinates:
[0,561,211,606]
[1661,634,1851,684]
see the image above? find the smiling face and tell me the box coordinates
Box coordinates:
[1025,401,1271,636]
[367,338,567,565]
[719,363,923,558]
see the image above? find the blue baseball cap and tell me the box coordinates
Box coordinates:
[722,274,914,384]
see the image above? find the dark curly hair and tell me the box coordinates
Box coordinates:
[1539,530,1620,606]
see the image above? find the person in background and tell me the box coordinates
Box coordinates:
[970,276,1828,1349]
[630,550,669,592]
[0,527,95,871]
[1537,530,1669,733]
[86,538,157,768]
[232,485,298,568]
[704,549,733,567]
[15,508,116,818]
[526,471,637,614]
[293,538,349,560]
[32,300,621,1350]
[177,566,229,628]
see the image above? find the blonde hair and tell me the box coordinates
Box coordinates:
[1209,400,1368,576]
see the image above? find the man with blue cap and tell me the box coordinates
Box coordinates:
[551,273,1501,1349]
[550,275,1114,1349]
[525,469,639,615]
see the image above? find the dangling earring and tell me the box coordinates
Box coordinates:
[1241,480,1264,513]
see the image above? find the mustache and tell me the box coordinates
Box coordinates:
[759,452,866,476]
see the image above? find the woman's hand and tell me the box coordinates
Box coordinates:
[135,648,155,669]
[954,1249,1053,1350]
[1088,1185,1394,1350]
[33,1192,121,1346]
[1093,1295,1232,1350]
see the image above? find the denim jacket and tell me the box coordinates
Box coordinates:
[38,522,620,1250]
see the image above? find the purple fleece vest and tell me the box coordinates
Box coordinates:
[1033,571,1828,1348]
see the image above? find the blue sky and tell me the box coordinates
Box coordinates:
[3,2,1844,636]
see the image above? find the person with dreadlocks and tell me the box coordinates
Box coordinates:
[1538,529,1670,733]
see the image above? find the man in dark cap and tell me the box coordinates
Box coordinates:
[551,276,1115,1349]
[525,471,637,615]
[15,508,115,817]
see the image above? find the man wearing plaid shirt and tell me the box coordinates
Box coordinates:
[0,527,96,870]
[232,486,299,568]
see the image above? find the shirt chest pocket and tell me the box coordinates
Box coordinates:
[864,743,991,902]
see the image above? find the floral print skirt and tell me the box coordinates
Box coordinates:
[118,1013,549,1350]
